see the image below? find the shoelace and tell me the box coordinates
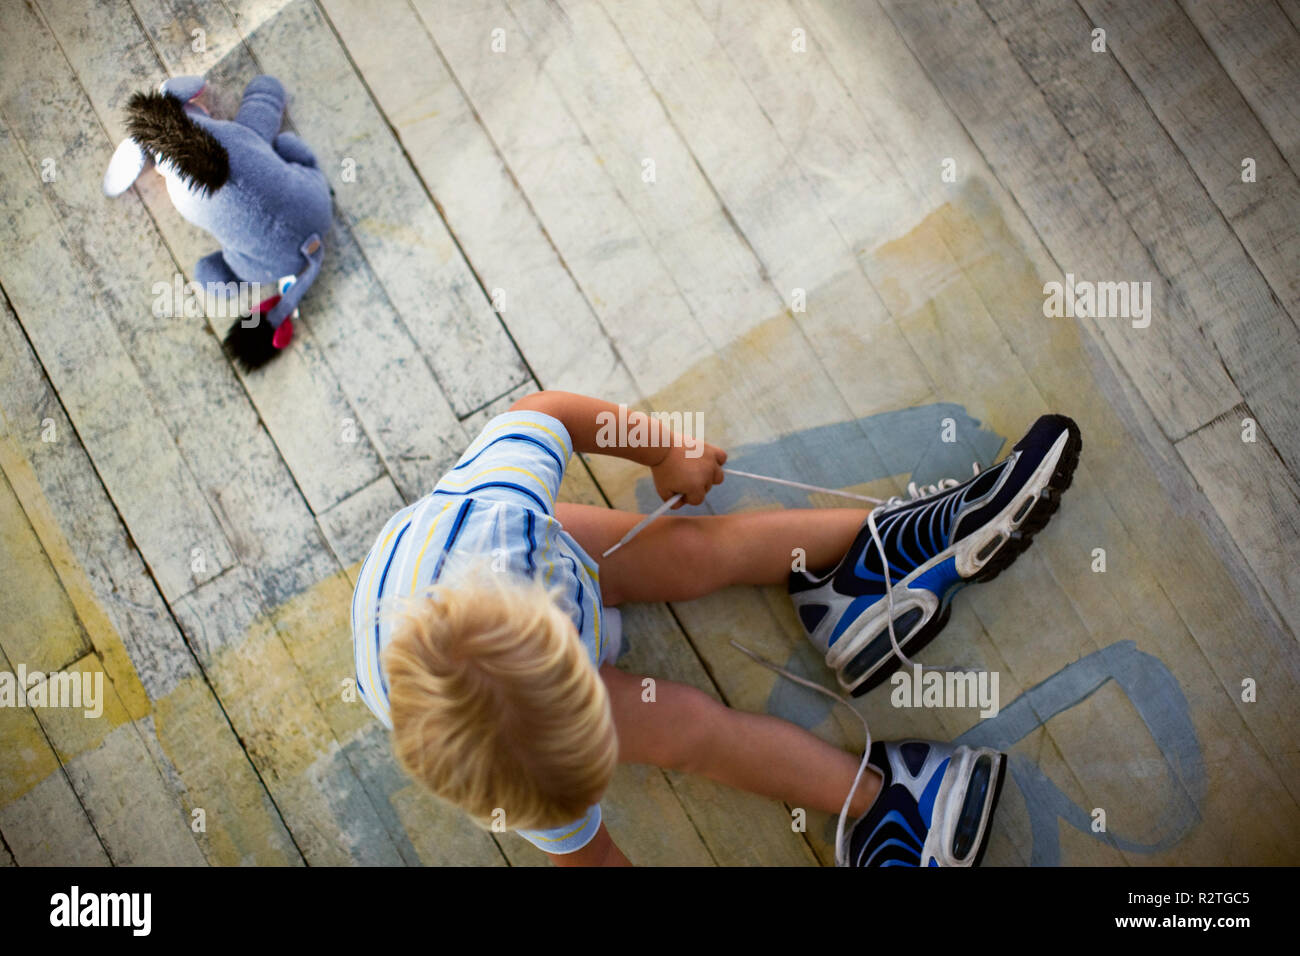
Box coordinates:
[604,466,981,672]
[602,464,983,865]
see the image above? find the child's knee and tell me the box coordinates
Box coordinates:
[662,518,719,589]
[658,684,723,773]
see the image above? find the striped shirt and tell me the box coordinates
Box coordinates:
[351,410,615,854]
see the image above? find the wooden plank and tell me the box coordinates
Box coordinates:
[318,0,636,403]
[508,0,926,455]
[0,136,233,600]
[1282,0,1300,32]
[973,0,1300,478]
[459,381,538,434]
[411,2,705,397]
[1181,0,1300,174]
[1177,408,1300,631]
[0,642,110,867]
[0,303,200,707]
[0,301,303,866]
[190,0,528,417]
[1079,0,1300,328]
[0,467,91,674]
[501,0,923,578]
[316,474,406,575]
[59,719,209,866]
[0,470,206,864]
[868,0,1239,440]
[344,722,508,866]
[416,0,909,520]
[0,774,110,867]
[1,470,215,864]
[124,0,479,501]
[536,0,935,420]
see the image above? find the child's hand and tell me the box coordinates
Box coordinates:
[651,440,727,507]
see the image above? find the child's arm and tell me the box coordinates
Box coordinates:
[511,390,726,507]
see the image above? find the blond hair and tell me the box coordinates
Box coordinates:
[381,569,617,832]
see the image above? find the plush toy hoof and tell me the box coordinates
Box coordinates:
[272,317,294,349]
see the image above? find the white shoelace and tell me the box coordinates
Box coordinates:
[602,464,982,865]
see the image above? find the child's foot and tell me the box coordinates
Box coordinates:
[845,739,1005,867]
[790,414,1082,695]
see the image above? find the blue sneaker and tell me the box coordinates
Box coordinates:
[790,414,1081,696]
[846,739,1006,867]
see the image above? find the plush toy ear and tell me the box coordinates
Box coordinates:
[102,137,152,197]
[159,76,206,103]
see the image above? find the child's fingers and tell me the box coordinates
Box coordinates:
[682,481,708,506]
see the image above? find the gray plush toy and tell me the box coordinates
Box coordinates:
[104,74,331,369]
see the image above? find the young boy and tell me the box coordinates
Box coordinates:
[351,391,1080,866]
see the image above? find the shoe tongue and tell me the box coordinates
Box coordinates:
[898,741,930,776]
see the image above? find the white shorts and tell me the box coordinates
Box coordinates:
[597,606,623,667]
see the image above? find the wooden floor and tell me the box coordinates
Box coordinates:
[1,0,1297,866]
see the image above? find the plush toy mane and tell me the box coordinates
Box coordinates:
[125,91,229,195]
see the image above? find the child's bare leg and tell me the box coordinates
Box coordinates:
[557,502,869,605]
[601,666,879,816]
[563,505,883,818]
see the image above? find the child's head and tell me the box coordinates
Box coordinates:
[381,570,617,832]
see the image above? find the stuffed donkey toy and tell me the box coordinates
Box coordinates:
[104,75,331,369]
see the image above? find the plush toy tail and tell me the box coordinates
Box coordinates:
[223,318,278,371]
[223,296,293,371]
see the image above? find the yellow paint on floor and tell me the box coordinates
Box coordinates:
[0,437,149,719]
[152,674,301,865]
[0,456,136,801]
[0,678,61,807]
[0,435,310,862]
[266,567,371,740]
